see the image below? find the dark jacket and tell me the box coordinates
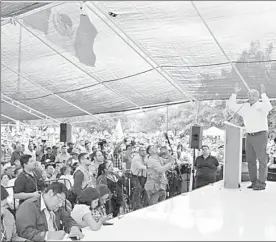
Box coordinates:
[15,195,78,241]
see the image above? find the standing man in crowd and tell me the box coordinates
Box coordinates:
[144,145,174,205]
[10,144,23,166]
[73,153,93,198]
[14,155,45,205]
[123,145,133,170]
[131,146,147,210]
[90,150,105,188]
[194,145,219,188]
[228,83,272,190]
[55,145,70,164]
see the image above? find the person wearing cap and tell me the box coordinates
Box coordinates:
[71,187,108,231]
[55,145,70,164]
[1,185,28,242]
[15,182,83,241]
[66,149,79,167]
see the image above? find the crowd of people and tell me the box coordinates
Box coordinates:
[1,128,276,241]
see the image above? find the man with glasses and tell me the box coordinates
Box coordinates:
[130,147,148,210]
[16,182,83,241]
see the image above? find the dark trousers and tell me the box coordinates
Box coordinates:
[131,175,148,210]
[246,131,268,183]
[195,174,216,189]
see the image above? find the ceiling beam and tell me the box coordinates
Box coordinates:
[2,63,101,122]
[16,20,147,115]
[191,1,250,91]
[1,114,30,126]
[87,2,196,102]
[1,94,60,125]
[1,2,65,27]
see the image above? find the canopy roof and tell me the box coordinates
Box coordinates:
[1,1,276,123]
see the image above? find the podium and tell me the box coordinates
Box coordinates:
[223,121,244,189]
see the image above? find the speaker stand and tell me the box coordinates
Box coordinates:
[189,148,196,192]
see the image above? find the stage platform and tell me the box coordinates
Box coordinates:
[81,181,276,241]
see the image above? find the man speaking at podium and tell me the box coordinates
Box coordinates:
[228,83,272,190]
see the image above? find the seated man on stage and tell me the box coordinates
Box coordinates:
[16,182,84,241]
[194,145,219,189]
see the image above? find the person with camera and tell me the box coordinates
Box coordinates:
[144,145,175,206]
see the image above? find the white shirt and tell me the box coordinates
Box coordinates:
[228,93,272,133]
[41,195,56,239]
[130,154,147,177]
[71,204,91,228]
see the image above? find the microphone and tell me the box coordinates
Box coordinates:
[227,101,248,122]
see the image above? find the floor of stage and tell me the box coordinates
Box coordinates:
[81,181,276,241]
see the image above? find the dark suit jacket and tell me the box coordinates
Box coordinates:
[15,195,78,241]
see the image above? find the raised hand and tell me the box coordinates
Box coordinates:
[234,82,241,94]
[260,84,265,94]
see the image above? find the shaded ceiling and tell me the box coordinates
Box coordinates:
[1,1,276,122]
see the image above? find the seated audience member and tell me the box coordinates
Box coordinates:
[97,161,124,217]
[59,166,74,190]
[1,174,10,187]
[3,164,15,179]
[45,163,56,179]
[194,145,219,189]
[71,187,109,231]
[96,184,112,217]
[14,167,23,178]
[16,182,84,241]
[14,155,45,205]
[40,147,55,164]
[1,185,28,242]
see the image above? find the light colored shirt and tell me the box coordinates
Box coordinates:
[71,204,91,228]
[55,153,71,163]
[228,93,272,133]
[131,154,147,177]
[40,195,56,240]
